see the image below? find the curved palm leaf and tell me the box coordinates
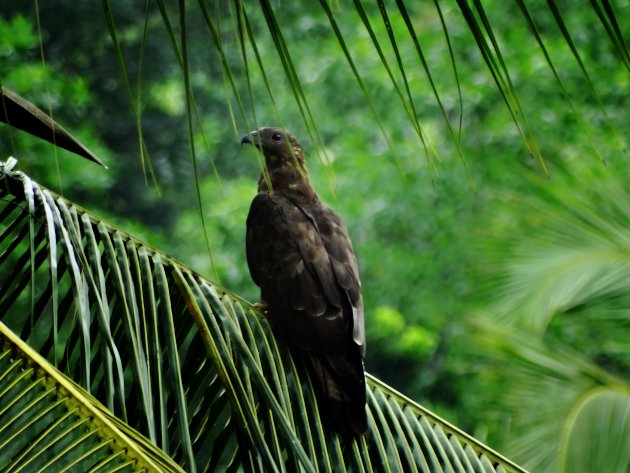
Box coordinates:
[493,180,630,333]
[0,159,526,472]
[0,88,106,168]
[560,388,630,473]
[0,319,184,472]
[470,316,626,472]
[472,177,630,472]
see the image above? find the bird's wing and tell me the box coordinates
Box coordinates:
[317,207,365,354]
[246,192,363,356]
[247,191,367,434]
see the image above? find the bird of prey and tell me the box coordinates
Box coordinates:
[242,127,367,435]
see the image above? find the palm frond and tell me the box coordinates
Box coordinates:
[472,175,630,471]
[100,0,153,183]
[470,316,628,472]
[493,180,630,332]
[210,2,625,176]
[0,159,526,471]
[0,87,106,167]
[559,387,630,473]
[0,319,184,472]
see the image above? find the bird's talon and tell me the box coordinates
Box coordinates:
[253,302,269,314]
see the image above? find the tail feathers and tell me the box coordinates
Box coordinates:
[304,351,367,436]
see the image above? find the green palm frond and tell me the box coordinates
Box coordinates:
[560,387,630,473]
[181,1,625,176]
[494,180,630,332]
[472,175,630,472]
[0,319,183,472]
[0,159,526,471]
[471,317,630,473]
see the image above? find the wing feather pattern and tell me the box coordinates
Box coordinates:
[246,192,367,434]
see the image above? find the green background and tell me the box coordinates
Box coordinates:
[1,2,629,471]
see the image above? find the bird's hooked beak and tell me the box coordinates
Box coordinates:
[241,131,259,147]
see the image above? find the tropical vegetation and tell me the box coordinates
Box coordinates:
[1,1,629,471]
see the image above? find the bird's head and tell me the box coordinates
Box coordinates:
[241,127,306,171]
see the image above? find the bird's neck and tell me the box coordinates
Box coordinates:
[258,160,315,200]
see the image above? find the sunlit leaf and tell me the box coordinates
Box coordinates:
[560,388,630,473]
[0,319,184,472]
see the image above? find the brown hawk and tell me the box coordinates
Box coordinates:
[242,127,367,435]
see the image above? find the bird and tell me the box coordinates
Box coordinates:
[241,127,367,435]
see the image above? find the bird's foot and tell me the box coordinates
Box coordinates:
[253,302,269,315]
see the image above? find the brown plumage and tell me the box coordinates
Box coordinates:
[241,127,367,435]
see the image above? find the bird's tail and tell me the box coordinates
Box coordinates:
[302,349,367,436]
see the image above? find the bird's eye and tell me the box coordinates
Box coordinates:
[271,132,283,142]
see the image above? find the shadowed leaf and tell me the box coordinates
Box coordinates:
[0,87,106,168]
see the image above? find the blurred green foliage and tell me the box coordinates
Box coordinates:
[1,1,629,471]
